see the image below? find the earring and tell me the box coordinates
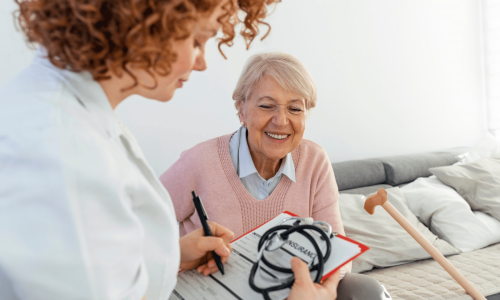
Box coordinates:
[240,122,245,127]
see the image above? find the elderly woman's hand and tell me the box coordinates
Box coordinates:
[178,222,234,276]
[288,257,340,300]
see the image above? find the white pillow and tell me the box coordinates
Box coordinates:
[463,132,500,164]
[430,155,500,221]
[400,176,500,252]
[339,188,459,273]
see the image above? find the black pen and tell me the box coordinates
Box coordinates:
[191,191,225,275]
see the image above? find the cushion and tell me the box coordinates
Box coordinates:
[378,153,457,185]
[463,132,500,164]
[332,160,386,191]
[338,188,459,273]
[340,184,394,196]
[429,155,500,221]
[401,176,500,252]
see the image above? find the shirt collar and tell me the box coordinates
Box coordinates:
[238,127,296,182]
[36,47,122,139]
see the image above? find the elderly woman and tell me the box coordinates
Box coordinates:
[160,52,389,299]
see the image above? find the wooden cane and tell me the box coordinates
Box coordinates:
[364,188,486,300]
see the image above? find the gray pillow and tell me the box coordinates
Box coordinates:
[378,152,457,186]
[429,155,500,221]
[332,160,386,191]
[339,188,459,273]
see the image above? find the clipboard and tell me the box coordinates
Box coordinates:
[169,211,369,300]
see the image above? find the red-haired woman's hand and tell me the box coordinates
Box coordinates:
[288,257,340,300]
[178,222,234,276]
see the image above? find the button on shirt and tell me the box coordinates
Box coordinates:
[229,127,296,200]
[0,50,179,300]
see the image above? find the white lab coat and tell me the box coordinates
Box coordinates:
[0,51,180,300]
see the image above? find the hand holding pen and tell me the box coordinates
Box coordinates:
[191,191,226,275]
[178,192,234,276]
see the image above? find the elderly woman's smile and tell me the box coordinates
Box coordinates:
[265,132,289,140]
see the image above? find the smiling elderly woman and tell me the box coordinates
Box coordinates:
[160,53,390,299]
[161,53,335,238]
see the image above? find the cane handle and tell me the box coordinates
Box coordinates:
[364,188,388,215]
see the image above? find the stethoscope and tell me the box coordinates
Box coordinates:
[248,217,336,300]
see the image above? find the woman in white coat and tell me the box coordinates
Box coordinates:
[0,0,341,299]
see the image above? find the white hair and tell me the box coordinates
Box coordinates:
[232,52,317,113]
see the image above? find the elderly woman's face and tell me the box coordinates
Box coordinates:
[240,75,306,162]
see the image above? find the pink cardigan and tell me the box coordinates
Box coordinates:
[160,133,351,276]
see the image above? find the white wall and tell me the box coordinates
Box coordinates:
[0,1,36,85]
[482,0,500,132]
[1,0,487,176]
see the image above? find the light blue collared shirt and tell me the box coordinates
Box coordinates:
[229,126,296,200]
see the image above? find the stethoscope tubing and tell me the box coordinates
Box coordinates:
[248,223,332,300]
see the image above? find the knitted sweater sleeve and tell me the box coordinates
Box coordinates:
[158,148,198,236]
[310,146,352,279]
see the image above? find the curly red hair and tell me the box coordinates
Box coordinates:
[15,0,280,86]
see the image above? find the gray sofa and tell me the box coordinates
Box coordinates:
[332,150,500,300]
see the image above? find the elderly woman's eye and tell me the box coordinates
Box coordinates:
[259,105,273,109]
[289,107,304,114]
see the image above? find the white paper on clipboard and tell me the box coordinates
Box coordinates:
[169,211,369,300]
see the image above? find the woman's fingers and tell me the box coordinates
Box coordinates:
[288,257,314,300]
[197,235,229,255]
[290,257,313,287]
[203,256,231,276]
[197,262,217,276]
[289,257,339,300]
[220,244,231,264]
[197,263,208,273]
[205,263,219,276]
[179,223,234,272]
[197,255,230,276]
[208,222,234,243]
[321,270,340,293]
[197,260,219,276]
[186,222,234,276]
